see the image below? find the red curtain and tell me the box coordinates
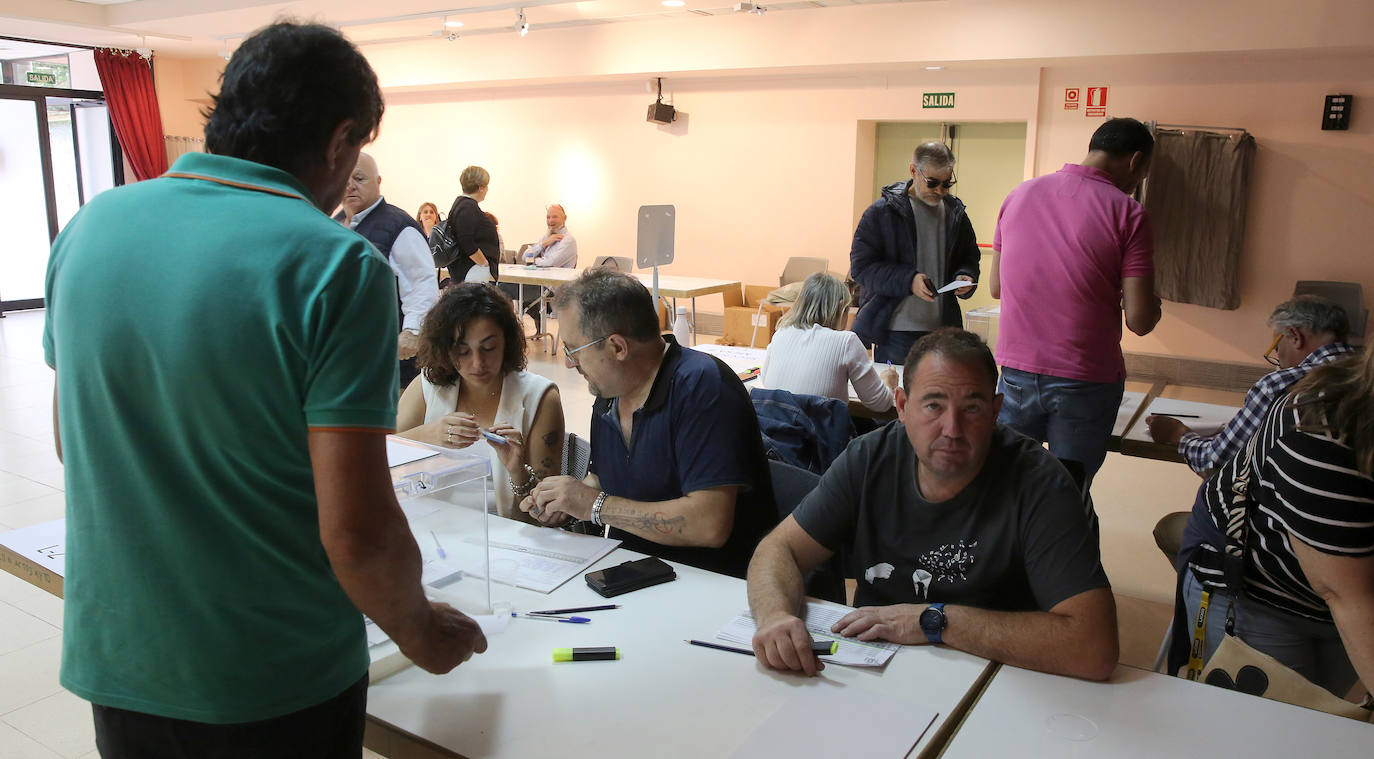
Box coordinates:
[93,49,167,182]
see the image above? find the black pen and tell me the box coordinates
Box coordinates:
[530,604,620,615]
[685,639,837,656]
[1152,412,1201,418]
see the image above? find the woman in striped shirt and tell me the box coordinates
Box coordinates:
[1175,343,1374,699]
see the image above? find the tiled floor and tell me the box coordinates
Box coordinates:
[0,308,1188,757]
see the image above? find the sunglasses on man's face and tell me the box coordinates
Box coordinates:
[918,170,957,190]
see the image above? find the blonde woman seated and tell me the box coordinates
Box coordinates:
[760,272,897,412]
[397,283,564,524]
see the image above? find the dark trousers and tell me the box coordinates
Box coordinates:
[92,673,368,759]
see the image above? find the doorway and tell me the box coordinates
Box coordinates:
[868,121,1027,312]
[0,41,121,314]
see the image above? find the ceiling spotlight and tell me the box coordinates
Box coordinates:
[444,18,464,28]
[925,65,943,71]
[517,9,530,36]
[662,0,686,6]
[733,1,766,14]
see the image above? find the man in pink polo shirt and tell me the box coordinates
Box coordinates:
[989,118,1162,485]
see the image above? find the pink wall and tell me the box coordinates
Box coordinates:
[1037,54,1374,362]
[148,0,1374,360]
[366,68,1039,301]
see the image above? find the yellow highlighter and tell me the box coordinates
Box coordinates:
[553,647,620,662]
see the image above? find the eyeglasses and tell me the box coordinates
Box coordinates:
[562,335,608,362]
[1263,332,1284,367]
[918,169,957,190]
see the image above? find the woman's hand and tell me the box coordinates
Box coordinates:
[436,412,480,449]
[488,423,528,478]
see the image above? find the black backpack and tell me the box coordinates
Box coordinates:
[429,218,460,268]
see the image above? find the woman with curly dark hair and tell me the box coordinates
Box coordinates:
[396,283,564,523]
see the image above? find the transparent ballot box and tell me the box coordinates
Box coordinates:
[370,446,496,680]
[390,447,497,616]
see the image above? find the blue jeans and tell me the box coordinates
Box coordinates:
[1181,572,1356,697]
[996,366,1122,483]
[874,330,928,364]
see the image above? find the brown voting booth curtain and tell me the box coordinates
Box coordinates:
[1141,128,1256,310]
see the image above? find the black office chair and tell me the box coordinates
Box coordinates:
[768,459,845,604]
[561,433,604,536]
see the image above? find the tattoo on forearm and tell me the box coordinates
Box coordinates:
[611,510,685,535]
[542,430,560,447]
[539,457,556,475]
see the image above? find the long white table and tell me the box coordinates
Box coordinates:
[365,543,996,758]
[942,664,1374,757]
[497,264,740,345]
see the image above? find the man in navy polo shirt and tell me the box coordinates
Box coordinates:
[523,269,776,578]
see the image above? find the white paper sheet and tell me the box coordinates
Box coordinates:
[387,438,441,468]
[484,521,621,593]
[694,343,766,374]
[936,279,969,294]
[730,686,937,759]
[0,518,66,576]
[1127,398,1240,441]
[716,601,900,668]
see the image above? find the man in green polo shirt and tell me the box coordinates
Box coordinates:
[43,22,486,757]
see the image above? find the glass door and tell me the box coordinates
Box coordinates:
[0,88,119,313]
[0,97,53,310]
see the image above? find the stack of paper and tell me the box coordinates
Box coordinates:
[716,601,900,668]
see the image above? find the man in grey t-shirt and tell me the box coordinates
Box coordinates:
[747,329,1117,680]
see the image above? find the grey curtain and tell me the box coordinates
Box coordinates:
[1141,128,1256,310]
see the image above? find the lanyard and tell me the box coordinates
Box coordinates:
[1186,588,1212,681]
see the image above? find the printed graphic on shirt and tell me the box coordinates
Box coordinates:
[912,568,933,601]
[864,562,895,584]
[919,540,978,584]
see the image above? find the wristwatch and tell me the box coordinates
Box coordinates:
[919,602,947,644]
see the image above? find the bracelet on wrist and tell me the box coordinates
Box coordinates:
[510,464,539,497]
[590,491,608,527]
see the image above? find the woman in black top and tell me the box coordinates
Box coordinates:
[444,166,500,283]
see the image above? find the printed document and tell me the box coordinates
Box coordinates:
[716,601,900,667]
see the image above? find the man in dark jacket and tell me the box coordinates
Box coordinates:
[850,141,981,363]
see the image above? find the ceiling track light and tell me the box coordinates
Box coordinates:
[517,9,530,36]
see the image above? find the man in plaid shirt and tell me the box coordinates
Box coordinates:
[1146,294,1354,476]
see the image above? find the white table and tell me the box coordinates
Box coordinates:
[942,664,1374,758]
[365,547,996,758]
[497,265,739,345]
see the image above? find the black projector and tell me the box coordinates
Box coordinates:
[647,101,676,124]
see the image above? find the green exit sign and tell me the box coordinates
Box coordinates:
[922,92,955,109]
[26,71,57,86]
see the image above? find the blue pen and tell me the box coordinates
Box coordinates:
[429,531,447,559]
[513,613,591,624]
[480,429,509,446]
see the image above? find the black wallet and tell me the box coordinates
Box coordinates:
[585,557,677,598]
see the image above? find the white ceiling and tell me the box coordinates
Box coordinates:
[0,40,86,61]
[0,0,929,57]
